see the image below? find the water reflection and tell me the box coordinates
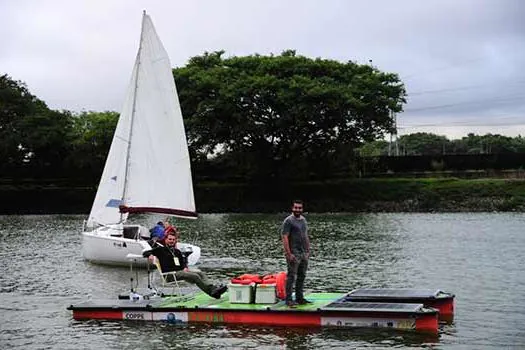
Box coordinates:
[68,321,440,350]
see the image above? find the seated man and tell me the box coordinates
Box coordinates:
[143,231,227,299]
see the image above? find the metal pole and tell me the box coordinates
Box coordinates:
[389,133,392,156]
[394,113,399,156]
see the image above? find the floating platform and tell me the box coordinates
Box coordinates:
[342,289,455,321]
[68,291,439,333]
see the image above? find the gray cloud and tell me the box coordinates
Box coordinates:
[1,0,524,138]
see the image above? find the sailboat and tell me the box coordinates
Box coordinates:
[81,11,201,267]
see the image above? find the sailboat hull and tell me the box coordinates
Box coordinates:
[82,226,201,267]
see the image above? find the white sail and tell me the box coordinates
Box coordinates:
[87,13,196,227]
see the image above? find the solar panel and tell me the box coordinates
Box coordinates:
[346,289,441,299]
[322,301,424,313]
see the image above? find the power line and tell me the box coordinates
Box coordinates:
[404,93,525,113]
[401,58,486,80]
[398,112,525,128]
[399,117,525,128]
[400,51,525,81]
[407,79,525,96]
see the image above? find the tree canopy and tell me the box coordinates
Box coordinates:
[0,74,72,168]
[3,51,524,182]
[174,50,406,178]
[398,132,450,155]
[67,111,119,173]
[358,132,525,156]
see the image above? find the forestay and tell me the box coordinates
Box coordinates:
[87,13,196,227]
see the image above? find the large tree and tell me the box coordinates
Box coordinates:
[18,109,73,169]
[0,74,42,165]
[357,140,389,157]
[0,74,72,170]
[398,132,451,155]
[67,111,119,173]
[452,133,522,154]
[174,50,406,179]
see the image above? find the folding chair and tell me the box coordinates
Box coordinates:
[151,257,184,297]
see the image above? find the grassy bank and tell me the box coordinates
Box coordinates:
[1,178,524,214]
[196,178,525,213]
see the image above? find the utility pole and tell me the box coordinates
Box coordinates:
[394,112,399,156]
[388,110,399,156]
[388,133,392,156]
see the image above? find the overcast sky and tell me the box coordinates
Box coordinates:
[1,0,524,139]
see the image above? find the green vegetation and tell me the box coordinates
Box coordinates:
[1,51,406,180]
[2,57,524,182]
[0,74,72,168]
[175,50,405,179]
[2,52,525,214]
[358,132,525,156]
[1,177,524,213]
[195,178,525,212]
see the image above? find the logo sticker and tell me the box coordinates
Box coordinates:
[151,312,188,323]
[124,312,148,320]
[321,317,415,330]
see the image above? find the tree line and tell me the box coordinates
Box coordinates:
[0,72,118,180]
[1,51,523,183]
[358,132,525,157]
[1,51,405,181]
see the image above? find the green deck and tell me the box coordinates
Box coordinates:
[158,292,346,311]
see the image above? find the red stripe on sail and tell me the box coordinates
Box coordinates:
[119,205,198,218]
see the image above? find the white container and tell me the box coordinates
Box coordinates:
[228,283,254,304]
[255,284,277,304]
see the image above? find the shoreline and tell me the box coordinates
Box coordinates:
[1,178,524,214]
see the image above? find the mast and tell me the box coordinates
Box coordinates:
[120,11,146,223]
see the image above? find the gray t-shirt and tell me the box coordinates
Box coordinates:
[282,214,309,254]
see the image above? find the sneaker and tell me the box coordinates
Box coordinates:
[296,299,312,305]
[211,285,228,299]
[285,300,297,308]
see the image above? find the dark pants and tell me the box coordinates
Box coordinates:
[285,253,308,302]
[166,270,215,295]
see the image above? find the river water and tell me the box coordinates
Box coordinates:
[0,213,524,349]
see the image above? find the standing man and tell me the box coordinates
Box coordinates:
[282,199,311,307]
